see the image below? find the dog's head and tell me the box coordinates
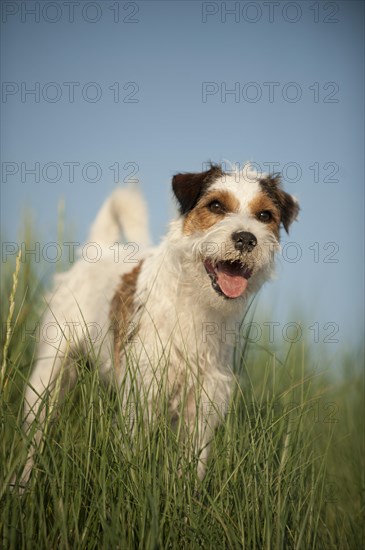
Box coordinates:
[172,163,299,307]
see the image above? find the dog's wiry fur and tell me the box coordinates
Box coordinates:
[19,162,299,485]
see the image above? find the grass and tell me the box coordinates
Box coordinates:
[0,220,364,549]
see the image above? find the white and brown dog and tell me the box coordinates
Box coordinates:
[19,162,299,485]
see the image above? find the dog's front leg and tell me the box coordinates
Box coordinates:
[180,386,223,480]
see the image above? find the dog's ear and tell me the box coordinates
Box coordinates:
[172,164,223,214]
[260,175,300,233]
[280,192,300,233]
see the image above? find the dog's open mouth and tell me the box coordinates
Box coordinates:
[204,259,252,299]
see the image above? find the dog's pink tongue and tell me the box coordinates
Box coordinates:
[216,267,248,298]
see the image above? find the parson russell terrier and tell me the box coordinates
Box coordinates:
[18,162,299,485]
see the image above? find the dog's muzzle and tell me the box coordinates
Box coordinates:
[204,259,253,299]
[203,231,258,300]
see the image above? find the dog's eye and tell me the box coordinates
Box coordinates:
[257,211,272,223]
[208,200,225,214]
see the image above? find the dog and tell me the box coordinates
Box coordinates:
[18,162,299,486]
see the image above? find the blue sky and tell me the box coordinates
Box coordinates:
[1,1,364,360]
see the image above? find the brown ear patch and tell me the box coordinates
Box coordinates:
[172,164,224,214]
[183,190,239,235]
[259,176,299,233]
[109,261,143,369]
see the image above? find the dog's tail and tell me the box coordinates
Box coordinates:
[88,187,151,246]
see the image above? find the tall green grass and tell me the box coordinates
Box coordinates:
[0,219,363,549]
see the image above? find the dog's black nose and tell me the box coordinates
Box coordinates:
[232,231,257,252]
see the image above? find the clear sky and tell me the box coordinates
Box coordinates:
[1,1,364,361]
